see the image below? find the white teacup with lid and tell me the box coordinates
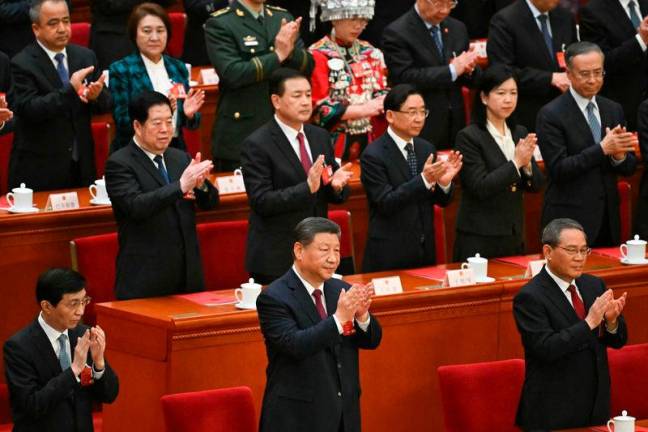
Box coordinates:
[461,253,488,281]
[607,410,635,432]
[235,278,262,307]
[6,183,33,210]
[89,177,109,203]
[620,235,647,263]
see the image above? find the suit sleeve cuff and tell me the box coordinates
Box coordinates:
[357,315,371,332]
[449,64,457,82]
[332,314,344,334]
[636,34,647,52]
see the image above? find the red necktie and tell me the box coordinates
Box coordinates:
[568,285,586,320]
[297,132,312,174]
[312,289,327,320]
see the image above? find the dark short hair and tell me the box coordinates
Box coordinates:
[471,64,519,128]
[129,90,172,124]
[269,68,310,97]
[565,41,604,69]
[383,84,424,113]
[36,268,85,306]
[29,0,68,23]
[541,218,587,246]
[127,2,172,46]
[294,217,341,248]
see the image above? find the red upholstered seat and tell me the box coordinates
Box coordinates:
[70,232,119,326]
[434,205,447,264]
[182,127,201,158]
[328,209,356,274]
[161,386,256,432]
[617,181,632,242]
[0,132,12,195]
[92,122,111,178]
[167,13,187,58]
[438,358,525,432]
[462,86,475,125]
[608,343,648,419]
[70,22,91,48]
[197,220,249,290]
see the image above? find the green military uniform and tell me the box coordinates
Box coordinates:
[205,0,314,170]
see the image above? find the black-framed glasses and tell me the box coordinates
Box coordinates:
[556,246,592,257]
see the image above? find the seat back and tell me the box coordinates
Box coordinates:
[608,343,648,419]
[197,220,249,290]
[167,13,187,58]
[434,205,448,264]
[70,22,91,47]
[92,122,111,178]
[70,232,119,326]
[182,128,201,158]
[0,383,11,425]
[328,209,356,274]
[161,386,255,432]
[617,181,632,242]
[0,132,12,195]
[438,358,524,432]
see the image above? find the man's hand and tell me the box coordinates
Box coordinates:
[438,150,463,187]
[330,162,353,192]
[601,125,637,160]
[307,155,325,193]
[89,325,106,370]
[354,283,374,322]
[604,292,627,330]
[81,72,106,103]
[551,72,570,93]
[183,88,205,119]
[274,17,301,62]
[334,286,360,323]
[0,108,13,123]
[585,289,613,330]
[513,133,537,169]
[180,156,213,193]
[422,154,446,184]
[71,329,91,376]
[362,95,385,117]
[638,16,648,44]
[69,66,95,93]
[450,48,479,76]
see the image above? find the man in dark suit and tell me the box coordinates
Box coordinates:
[450,0,513,39]
[382,0,480,149]
[257,217,382,432]
[361,84,462,272]
[488,0,577,131]
[514,218,627,430]
[8,0,109,192]
[537,42,637,247]
[105,91,219,300]
[3,268,119,432]
[580,0,648,131]
[241,68,352,284]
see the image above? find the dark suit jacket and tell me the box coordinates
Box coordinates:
[182,0,228,66]
[488,0,577,131]
[105,140,219,300]
[382,9,479,148]
[8,42,111,191]
[241,120,349,277]
[450,0,514,39]
[360,132,453,272]
[537,92,637,245]
[454,124,544,254]
[580,0,648,131]
[257,269,382,432]
[0,50,14,135]
[513,267,627,430]
[360,0,414,48]
[635,99,648,238]
[108,52,200,152]
[0,0,35,59]
[3,321,119,432]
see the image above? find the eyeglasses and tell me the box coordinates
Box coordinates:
[63,296,92,309]
[427,0,459,9]
[556,246,592,257]
[575,69,605,80]
[395,109,430,119]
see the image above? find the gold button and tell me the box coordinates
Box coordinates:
[270,46,274,51]
[250,48,255,53]
[234,112,241,119]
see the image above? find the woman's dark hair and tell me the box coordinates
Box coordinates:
[470,64,519,128]
[127,2,172,46]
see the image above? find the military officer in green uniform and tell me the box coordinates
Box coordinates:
[205,0,314,171]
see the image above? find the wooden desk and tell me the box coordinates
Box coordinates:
[558,418,648,431]
[96,257,648,432]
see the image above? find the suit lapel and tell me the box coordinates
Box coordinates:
[164,149,185,182]
[29,321,65,376]
[129,141,167,186]
[413,137,430,174]
[597,98,616,132]
[641,0,648,20]
[288,269,322,326]
[323,282,340,318]
[31,43,64,89]
[409,10,445,65]
[607,0,638,35]
[564,92,598,147]
[538,268,581,323]
[384,133,412,181]
[482,126,510,166]
[520,2,556,68]
[270,119,308,179]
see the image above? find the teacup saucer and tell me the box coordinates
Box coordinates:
[620,257,648,265]
[89,198,111,206]
[475,276,496,283]
[7,206,39,214]
[235,302,256,310]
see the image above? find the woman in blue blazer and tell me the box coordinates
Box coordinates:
[109,3,205,152]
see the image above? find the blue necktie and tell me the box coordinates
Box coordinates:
[54,53,69,86]
[586,102,601,144]
[154,155,170,184]
[537,14,554,61]
[405,143,418,177]
[430,25,445,61]
[629,0,642,29]
[58,334,71,371]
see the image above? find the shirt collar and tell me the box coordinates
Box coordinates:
[544,263,576,294]
[486,120,510,139]
[619,0,632,8]
[36,39,67,62]
[569,86,598,114]
[140,53,165,69]
[525,0,546,19]
[387,126,413,152]
[133,136,163,161]
[38,312,69,346]
[292,264,324,296]
[414,3,439,28]
[274,114,304,140]
[238,0,264,19]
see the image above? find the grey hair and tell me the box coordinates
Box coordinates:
[541,218,587,246]
[565,41,605,69]
[29,0,67,23]
[294,217,341,248]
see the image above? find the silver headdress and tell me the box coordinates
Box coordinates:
[310,0,376,31]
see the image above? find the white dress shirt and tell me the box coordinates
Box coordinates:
[37,40,68,73]
[618,0,648,51]
[486,120,532,176]
[134,137,168,172]
[274,114,313,163]
[525,0,554,37]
